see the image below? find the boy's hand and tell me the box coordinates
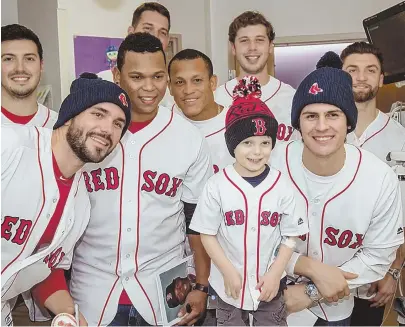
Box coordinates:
[256,269,281,302]
[223,267,242,300]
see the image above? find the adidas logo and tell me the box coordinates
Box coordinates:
[397,227,403,235]
[298,218,304,225]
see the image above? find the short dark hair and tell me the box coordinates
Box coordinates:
[340,42,384,73]
[131,2,171,31]
[117,32,166,71]
[228,11,275,44]
[1,24,43,60]
[168,49,214,78]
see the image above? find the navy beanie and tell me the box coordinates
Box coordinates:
[54,73,131,137]
[291,67,357,133]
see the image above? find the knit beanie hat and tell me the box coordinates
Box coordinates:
[291,63,357,133]
[225,76,279,157]
[54,72,131,137]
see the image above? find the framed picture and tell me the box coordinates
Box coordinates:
[166,34,182,65]
[156,255,194,326]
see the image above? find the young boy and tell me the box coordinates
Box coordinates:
[190,77,308,326]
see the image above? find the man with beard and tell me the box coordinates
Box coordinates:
[341,42,405,326]
[98,2,174,108]
[1,74,131,326]
[1,24,57,128]
[215,11,298,152]
[43,33,212,327]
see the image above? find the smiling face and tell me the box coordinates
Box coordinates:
[65,102,126,163]
[231,24,271,76]
[234,135,272,177]
[1,39,42,99]
[169,58,217,120]
[299,103,348,159]
[342,53,383,103]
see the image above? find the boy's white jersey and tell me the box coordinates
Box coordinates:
[1,103,57,128]
[272,141,403,322]
[173,104,234,173]
[1,126,90,325]
[69,106,212,326]
[190,164,308,310]
[215,76,300,150]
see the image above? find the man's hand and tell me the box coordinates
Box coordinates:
[256,270,281,302]
[311,262,358,302]
[176,290,208,326]
[284,284,313,314]
[368,273,397,307]
[223,267,242,299]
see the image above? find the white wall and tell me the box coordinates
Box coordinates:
[209,0,401,84]
[58,0,144,100]
[1,0,19,26]
[17,0,62,109]
[158,0,211,55]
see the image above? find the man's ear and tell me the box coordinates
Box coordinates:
[269,42,275,54]
[378,73,384,87]
[210,74,218,92]
[127,25,135,35]
[112,66,121,85]
[231,41,236,56]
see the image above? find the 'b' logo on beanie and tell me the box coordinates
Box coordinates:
[119,93,128,107]
[309,83,323,95]
[252,118,267,136]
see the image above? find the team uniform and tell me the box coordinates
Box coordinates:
[1,126,90,326]
[271,140,404,323]
[173,104,234,173]
[97,69,175,108]
[190,164,308,312]
[1,103,57,128]
[215,76,300,150]
[69,106,212,326]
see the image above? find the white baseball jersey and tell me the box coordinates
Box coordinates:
[215,76,300,150]
[98,69,175,108]
[1,126,90,326]
[173,104,234,173]
[69,106,212,326]
[190,164,308,310]
[272,141,403,322]
[346,111,405,166]
[1,103,57,128]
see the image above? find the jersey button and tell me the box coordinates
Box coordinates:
[312,212,317,216]
[53,198,57,203]
[126,254,130,258]
[313,251,318,256]
[131,141,135,145]
[313,199,320,204]
[127,228,131,232]
[251,227,256,231]
[125,277,129,281]
[46,214,51,218]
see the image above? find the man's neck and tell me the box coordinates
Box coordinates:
[354,98,379,138]
[190,102,222,121]
[237,68,270,86]
[51,129,84,178]
[131,107,158,123]
[302,144,346,177]
[1,89,38,116]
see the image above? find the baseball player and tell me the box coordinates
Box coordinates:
[1,24,57,128]
[214,11,299,151]
[166,274,197,309]
[97,2,174,108]
[270,64,403,326]
[1,74,132,326]
[168,48,234,173]
[38,33,212,327]
[339,42,405,326]
[190,77,308,326]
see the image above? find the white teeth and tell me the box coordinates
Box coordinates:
[12,77,29,81]
[141,97,154,101]
[91,136,108,146]
[184,99,197,103]
[314,136,333,141]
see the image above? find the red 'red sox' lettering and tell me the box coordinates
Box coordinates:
[141,170,183,197]
[83,167,120,192]
[324,226,364,249]
[277,124,293,141]
[43,247,65,270]
[1,216,32,245]
[225,210,281,227]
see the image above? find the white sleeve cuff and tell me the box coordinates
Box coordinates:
[285,252,302,277]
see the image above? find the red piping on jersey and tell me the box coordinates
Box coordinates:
[42,108,50,127]
[263,80,281,103]
[360,116,390,148]
[223,168,248,309]
[256,171,281,288]
[97,142,124,326]
[74,173,83,197]
[285,142,310,255]
[319,149,362,262]
[224,82,233,98]
[206,127,226,138]
[1,127,46,275]
[134,109,174,325]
